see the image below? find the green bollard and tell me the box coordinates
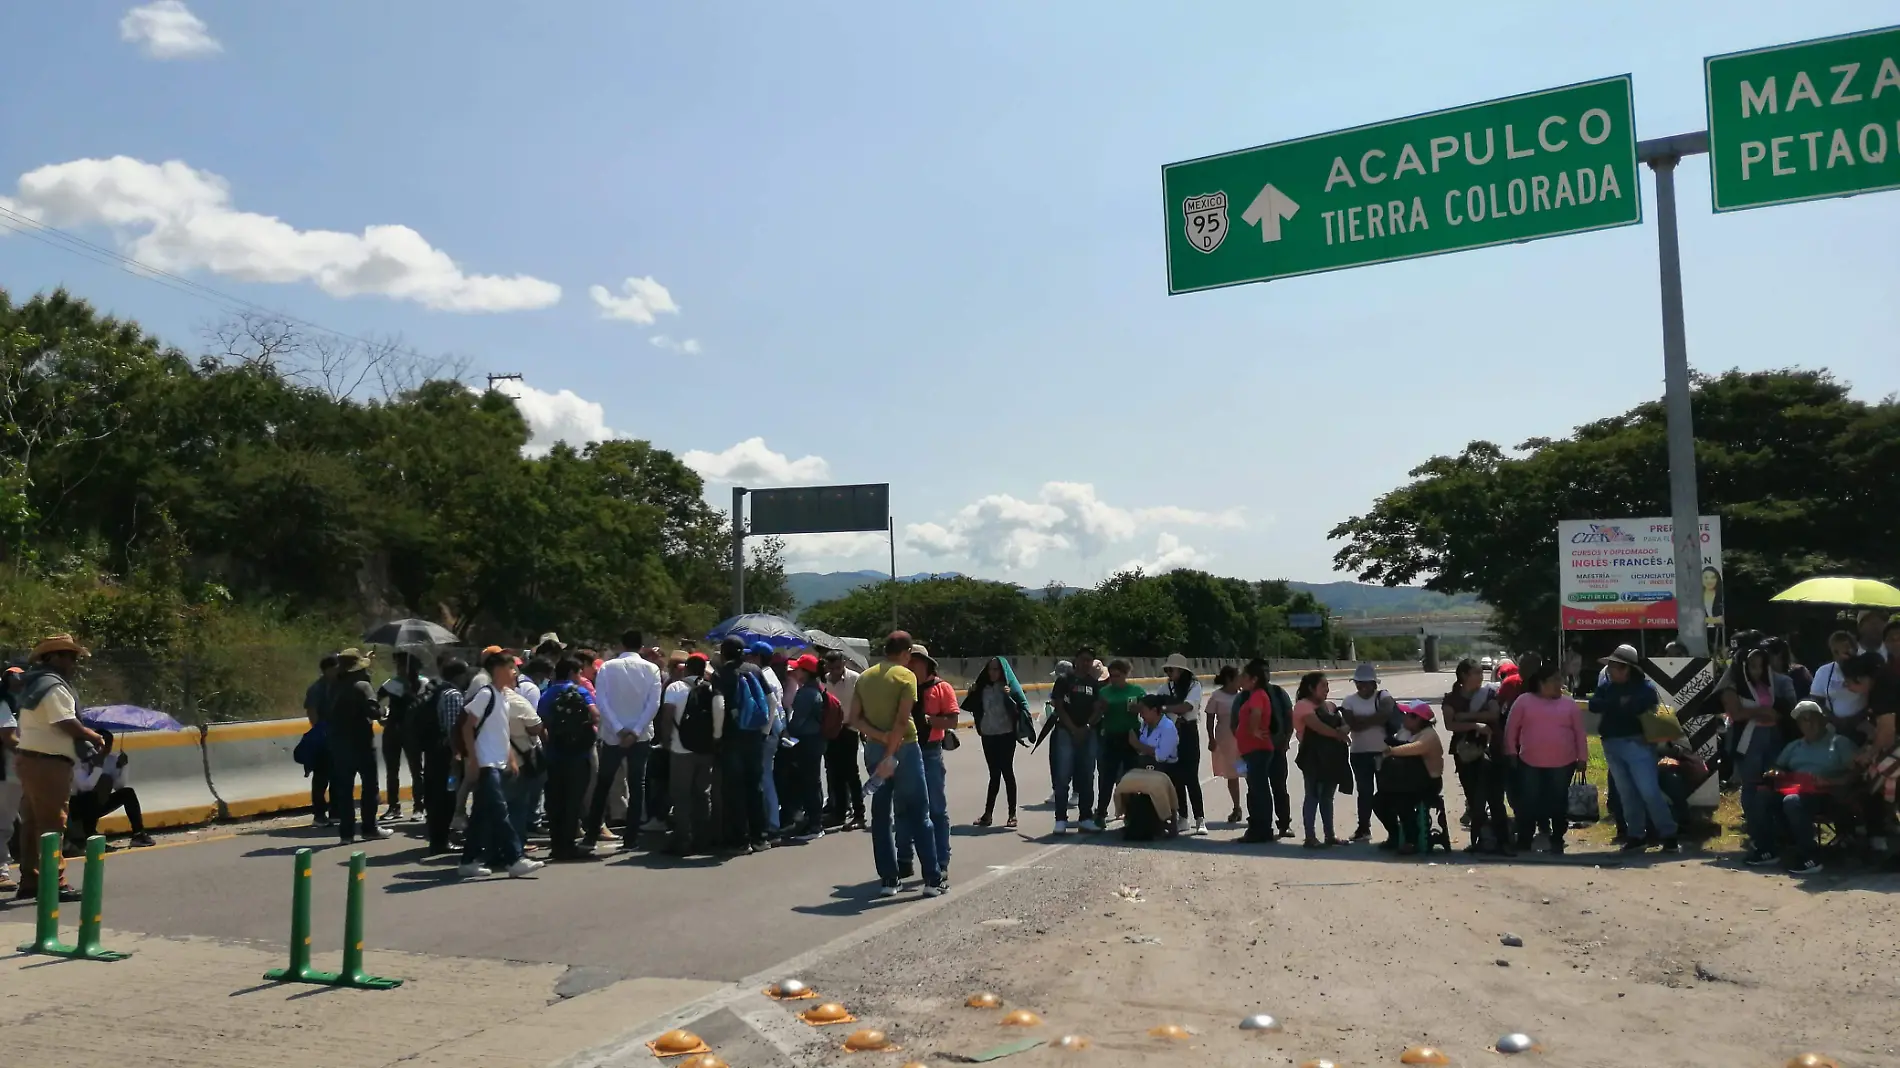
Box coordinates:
[71,836,129,961]
[263,848,339,984]
[16,832,77,956]
[334,851,401,989]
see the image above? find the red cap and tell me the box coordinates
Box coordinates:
[1400,700,1436,724]
[792,654,821,673]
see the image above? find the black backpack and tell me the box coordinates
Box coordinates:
[544,683,598,751]
[678,680,719,754]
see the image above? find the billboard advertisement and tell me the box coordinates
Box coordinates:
[1558,516,1723,630]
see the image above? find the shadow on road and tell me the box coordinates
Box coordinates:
[789,881,910,918]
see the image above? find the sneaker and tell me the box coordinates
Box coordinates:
[1351,826,1372,841]
[1787,859,1824,874]
[507,857,545,878]
[598,826,620,841]
[457,863,491,878]
[1744,848,1780,867]
[922,877,948,897]
[1658,837,1681,854]
[1302,836,1322,849]
[129,833,157,848]
[381,806,402,822]
[878,879,900,898]
[1619,839,1652,854]
[1226,808,1243,824]
[1054,820,1069,835]
[361,826,390,841]
[1079,820,1102,833]
[1194,819,1208,835]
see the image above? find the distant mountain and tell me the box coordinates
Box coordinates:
[787,570,963,613]
[789,571,1478,617]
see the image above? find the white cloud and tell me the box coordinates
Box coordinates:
[121,1,221,60]
[649,334,702,355]
[0,156,560,312]
[683,437,829,487]
[589,276,679,324]
[1118,533,1209,575]
[494,380,616,456]
[902,481,1234,572]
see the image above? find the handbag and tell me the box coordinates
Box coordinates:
[941,730,960,751]
[512,740,547,777]
[1566,768,1600,823]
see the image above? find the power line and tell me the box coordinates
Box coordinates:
[0,204,466,369]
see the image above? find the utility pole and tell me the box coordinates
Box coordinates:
[1640,131,1711,658]
[730,487,748,618]
[486,372,523,391]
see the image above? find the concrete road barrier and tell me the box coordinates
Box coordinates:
[99,728,219,835]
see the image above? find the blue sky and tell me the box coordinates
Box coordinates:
[3,2,1895,586]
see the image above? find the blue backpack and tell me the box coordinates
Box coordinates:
[736,671,771,732]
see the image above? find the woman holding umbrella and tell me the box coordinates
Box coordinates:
[963,657,1029,828]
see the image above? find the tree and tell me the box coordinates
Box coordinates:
[803,576,1051,657]
[1329,369,1900,651]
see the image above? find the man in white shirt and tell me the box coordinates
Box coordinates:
[821,651,864,830]
[663,654,722,854]
[585,629,663,848]
[1339,663,1397,841]
[458,651,543,879]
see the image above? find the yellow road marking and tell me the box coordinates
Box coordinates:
[99,832,240,857]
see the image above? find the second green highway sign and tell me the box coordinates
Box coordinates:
[1162,76,1641,294]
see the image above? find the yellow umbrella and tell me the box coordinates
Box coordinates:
[1771,577,1900,608]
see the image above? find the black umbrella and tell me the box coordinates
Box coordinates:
[362,618,459,648]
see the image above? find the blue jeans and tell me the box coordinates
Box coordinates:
[503,765,546,843]
[762,727,782,833]
[1301,772,1337,839]
[862,739,939,884]
[898,745,951,872]
[1601,735,1677,840]
[1776,792,1819,863]
[1736,724,1783,853]
[1051,729,1096,823]
[463,767,522,868]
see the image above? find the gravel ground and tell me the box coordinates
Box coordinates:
[762,829,1900,1068]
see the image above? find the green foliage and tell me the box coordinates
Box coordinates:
[0,286,779,657]
[1329,369,1900,651]
[803,576,1052,657]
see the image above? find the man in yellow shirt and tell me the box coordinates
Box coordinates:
[849,631,943,897]
[14,635,106,901]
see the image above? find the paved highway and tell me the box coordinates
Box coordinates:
[46,670,1455,984]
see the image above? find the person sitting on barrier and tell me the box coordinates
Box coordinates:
[1375,703,1445,856]
[1114,695,1181,840]
[66,729,154,852]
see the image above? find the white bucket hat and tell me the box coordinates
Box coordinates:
[1162,653,1193,674]
[1352,663,1379,684]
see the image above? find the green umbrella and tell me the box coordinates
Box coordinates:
[1770,576,1900,608]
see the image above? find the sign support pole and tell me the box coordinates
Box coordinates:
[731,486,748,618]
[888,515,898,630]
[1640,131,1710,657]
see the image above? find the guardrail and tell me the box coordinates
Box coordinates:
[96,662,1407,835]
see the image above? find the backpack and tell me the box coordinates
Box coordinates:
[736,671,771,732]
[820,689,846,740]
[678,680,719,754]
[417,684,456,752]
[543,683,598,751]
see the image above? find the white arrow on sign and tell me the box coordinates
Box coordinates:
[1240,182,1299,242]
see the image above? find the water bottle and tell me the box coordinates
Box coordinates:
[862,767,890,798]
[446,770,459,792]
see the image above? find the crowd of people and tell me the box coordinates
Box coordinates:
[5,608,1899,899]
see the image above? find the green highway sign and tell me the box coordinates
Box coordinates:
[1705,25,1900,212]
[1162,76,1641,294]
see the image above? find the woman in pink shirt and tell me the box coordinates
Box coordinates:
[1502,661,1588,855]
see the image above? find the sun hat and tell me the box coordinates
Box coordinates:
[1161,653,1193,674]
[910,643,938,670]
[1599,644,1641,668]
[1352,663,1379,684]
[31,634,88,660]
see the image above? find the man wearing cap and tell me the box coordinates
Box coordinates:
[850,630,944,896]
[1340,663,1399,841]
[13,636,107,900]
[820,650,864,831]
[327,648,389,844]
[1589,644,1678,852]
[896,644,956,879]
[587,629,664,849]
[1050,649,1103,833]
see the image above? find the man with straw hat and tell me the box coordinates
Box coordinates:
[13,635,106,901]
